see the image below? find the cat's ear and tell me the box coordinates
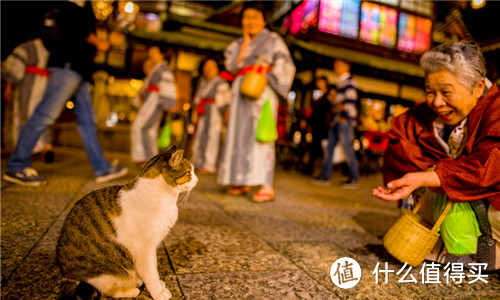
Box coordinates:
[169,149,184,169]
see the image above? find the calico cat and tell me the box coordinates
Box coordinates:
[56,146,197,300]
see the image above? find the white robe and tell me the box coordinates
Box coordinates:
[191,76,230,173]
[2,38,50,152]
[131,62,177,162]
[217,29,295,187]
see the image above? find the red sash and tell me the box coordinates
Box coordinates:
[197,98,215,115]
[146,85,159,93]
[219,65,271,82]
[25,65,50,77]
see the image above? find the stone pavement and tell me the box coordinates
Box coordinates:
[1,148,499,299]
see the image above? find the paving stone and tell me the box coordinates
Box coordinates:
[178,270,334,300]
[165,223,297,274]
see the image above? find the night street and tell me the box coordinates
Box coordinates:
[1,148,499,299]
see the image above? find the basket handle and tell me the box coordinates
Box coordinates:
[412,197,425,214]
[430,200,452,233]
[253,55,263,72]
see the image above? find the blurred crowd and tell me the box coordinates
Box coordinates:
[1,1,369,198]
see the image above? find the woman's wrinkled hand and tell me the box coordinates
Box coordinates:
[372,171,441,201]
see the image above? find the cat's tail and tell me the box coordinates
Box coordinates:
[60,280,102,300]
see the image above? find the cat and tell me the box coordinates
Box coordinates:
[56,146,198,300]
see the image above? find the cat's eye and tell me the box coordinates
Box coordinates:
[176,171,191,180]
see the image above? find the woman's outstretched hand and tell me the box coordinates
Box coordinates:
[372,171,441,201]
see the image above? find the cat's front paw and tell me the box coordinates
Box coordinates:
[151,287,172,300]
[150,281,172,300]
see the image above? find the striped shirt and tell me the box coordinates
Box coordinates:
[335,72,358,126]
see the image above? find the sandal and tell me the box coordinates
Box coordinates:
[226,186,250,196]
[252,189,275,203]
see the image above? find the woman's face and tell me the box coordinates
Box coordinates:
[242,8,265,37]
[203,60,218,79]
[425,70,485,126]
[148,46,163,63]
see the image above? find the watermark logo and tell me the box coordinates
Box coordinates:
[330,257,362,289]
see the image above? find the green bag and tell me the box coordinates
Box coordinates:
[433,194,481,256]
[256,99,278,143]
[158,116,171,149]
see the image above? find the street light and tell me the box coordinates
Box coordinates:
[471,0,486,9]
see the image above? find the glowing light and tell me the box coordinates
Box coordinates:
[361,137,370,149]
[183,103,191,111]
[124,2,134,13]
[129,79,143,90]
[106,112,118,127]
[305,133,313,143]
[127,113,136,122]
[293,131,302,144]
[66,101,74,110]
[353,139,361,151]
[187,124,196,135]
[471,0,485,9]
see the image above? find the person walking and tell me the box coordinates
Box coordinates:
[313,58,359,189]
[3,0,127,186]
[217,2,295,202]
[191,59,231,174]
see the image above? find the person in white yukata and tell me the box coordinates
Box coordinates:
[131,46,177,165]
[2,38,54,160]
[217,2,295,202]
[191,59,231,175]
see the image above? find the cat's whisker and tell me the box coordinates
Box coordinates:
[178,190,191,205]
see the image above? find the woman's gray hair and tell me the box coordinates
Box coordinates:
[420,41,486,92]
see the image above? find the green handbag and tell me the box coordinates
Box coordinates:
[158,116,171,149]
[433,194,482,256]
[256,99,278,143]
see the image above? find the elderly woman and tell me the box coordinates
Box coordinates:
[217,2,296,202]
[373,41,500,270]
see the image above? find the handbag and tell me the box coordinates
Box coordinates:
[240,55,268,100]
[256,99,278,143]
[433,194,482,256]
[383,197,452,267]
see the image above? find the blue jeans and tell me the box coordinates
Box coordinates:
[321,122,359,182]
[7,66,111,176]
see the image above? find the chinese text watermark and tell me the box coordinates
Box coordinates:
[372,262,488,285]
[330,257,362,289]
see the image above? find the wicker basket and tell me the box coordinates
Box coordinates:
[383,198,452,267]
[240,55,268,100]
